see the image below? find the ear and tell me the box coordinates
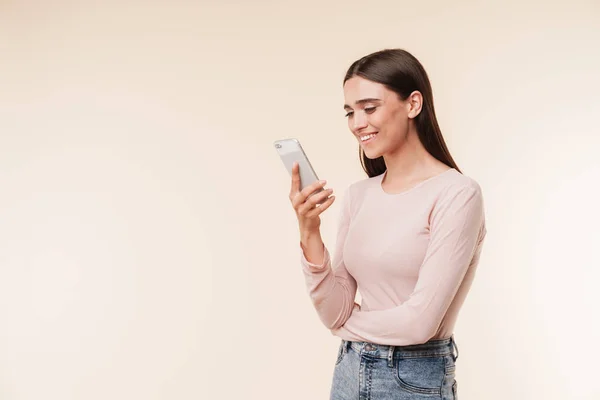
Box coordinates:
[406,91,423,119]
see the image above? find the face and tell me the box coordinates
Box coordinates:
[343,76,422,159]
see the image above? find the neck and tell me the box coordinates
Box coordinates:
[383,129,439,181]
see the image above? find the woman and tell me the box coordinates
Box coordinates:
[289,48,487,399]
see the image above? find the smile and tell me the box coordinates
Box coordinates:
[359,133,377,143]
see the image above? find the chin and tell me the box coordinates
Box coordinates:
[362,150,382,160]
[361,143,385,160]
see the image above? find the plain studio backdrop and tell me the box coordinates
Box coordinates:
[1,1,599,399]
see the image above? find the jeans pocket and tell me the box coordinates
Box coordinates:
[394,356,444,395]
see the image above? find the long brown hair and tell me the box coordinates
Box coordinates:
[344,49,461,177]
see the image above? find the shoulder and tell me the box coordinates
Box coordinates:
[431,169,486,226]
[438,169,483,199]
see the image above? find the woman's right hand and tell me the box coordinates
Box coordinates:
[289,162,336,234]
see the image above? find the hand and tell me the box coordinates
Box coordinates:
[289,162,336,233]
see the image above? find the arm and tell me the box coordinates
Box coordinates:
[300,188,357,330]
[332,184,486,345]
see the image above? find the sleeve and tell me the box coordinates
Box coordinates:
[331,184,485,345]
[300,187,358,330]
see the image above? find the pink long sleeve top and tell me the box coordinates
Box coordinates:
[300,168,487,346]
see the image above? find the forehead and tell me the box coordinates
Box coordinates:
[343,76,390,102]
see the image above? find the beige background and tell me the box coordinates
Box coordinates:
[1,1,599,399]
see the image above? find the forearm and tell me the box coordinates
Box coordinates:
[332,304,436,345]
[299,187,357,330]
[301,257,357,330]
[300,229,325,266]
[300,238,357,330]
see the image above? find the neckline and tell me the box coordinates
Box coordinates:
[378,168,456,196]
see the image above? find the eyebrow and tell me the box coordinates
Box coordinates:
[343,98,382,109]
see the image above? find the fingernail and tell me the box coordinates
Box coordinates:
[320,180,326,185]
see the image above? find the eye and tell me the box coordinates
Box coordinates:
[364,107,377,114]
[345,111,354,118]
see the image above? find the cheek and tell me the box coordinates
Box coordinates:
[368,110,391,131]
[387,110,409,134]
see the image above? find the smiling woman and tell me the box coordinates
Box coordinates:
[287,49,487,400]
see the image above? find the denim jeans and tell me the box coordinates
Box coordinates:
[330,337,459,400]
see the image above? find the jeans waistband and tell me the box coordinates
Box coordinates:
[342,336,459,362]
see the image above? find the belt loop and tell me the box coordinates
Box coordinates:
[344,340,351,354]
[387,345,395,367]
[451,336,459,361]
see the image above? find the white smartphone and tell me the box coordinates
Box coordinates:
[274,138,323,195]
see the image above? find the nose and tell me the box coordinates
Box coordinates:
[352,112,368,131]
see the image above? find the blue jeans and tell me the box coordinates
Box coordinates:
[330,337,459,400]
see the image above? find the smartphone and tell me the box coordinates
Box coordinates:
[274,138,323,195]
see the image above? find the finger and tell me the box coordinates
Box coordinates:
[300,179,328,200]
[290,162,300,195]
[291,178,327,209]
[309,188,334,208]
[297,188,332,213]
[297,188,333,215]
[305,195,336,218]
